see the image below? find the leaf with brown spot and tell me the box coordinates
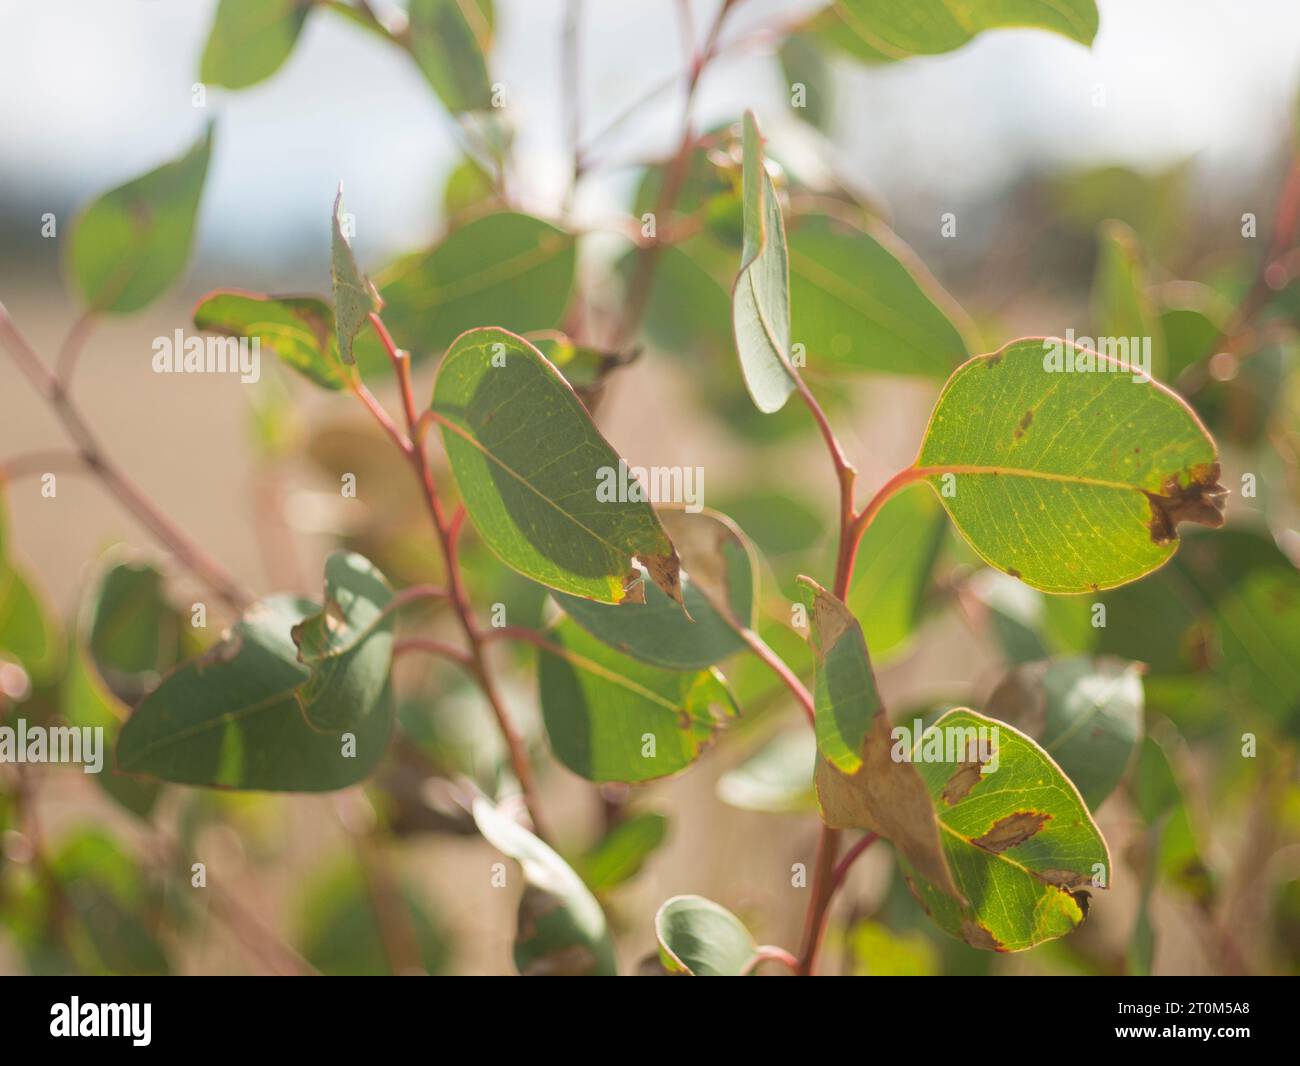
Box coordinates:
[916,337,1225,592]
[800,577,962,904]
[901,708,1110,952]
[972,811,1050,853]
[1144,462,1227,545]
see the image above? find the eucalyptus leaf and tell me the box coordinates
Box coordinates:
[291,552,395,733]
[117,595,392,791]
[654,894,757,976]
[788,213,975,378]
[200,0,310,90]
[916,337,1225,593]
[779,34,832,130]
[732,111,796,413]
[356,212,575,371]
[574,811,669,893]
[902,708,1111,952]
[537,618,737,783]
[69,124,213,313]
[64,649,160,819]
[331,186,380,366]
[553,509,756,670]
[194,290,349,390]
[85,559,188,705]
[1091,219,1163,376]
[408,0,495,113]
[801,577,959,900]
[431,328,682,604]
[0,556,58,683]
[821,0,1098,61]
[845,481,945,660]
[472,795,617,976]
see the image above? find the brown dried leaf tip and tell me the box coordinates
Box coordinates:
[1144,462,1227,546]
[636,549,693,620]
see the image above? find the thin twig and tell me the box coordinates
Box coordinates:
[0,303,253,612]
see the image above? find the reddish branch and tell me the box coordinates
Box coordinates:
[357,313,550,842]
[0,304,253,612]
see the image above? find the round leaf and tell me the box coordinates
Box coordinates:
[915,337,1224,593]
[654,895,757,976]
[537,618,737,783]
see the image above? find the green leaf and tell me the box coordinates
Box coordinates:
[1128,726,1214,973]
[194,290,350,390]
[716,728,817,814]
[823,0,1099,61]
[472,795,617,976]
[714,488,824,557]
[537,618,738,783]
[64,649,160,818]
[574,811,669,893]
[1091,219,1163,376]
[732,111,796,413]
[69,124,213,313]
[443,157,497,216]
[290,552,395,732]
[780,34,832,130]
[986,655,1144,810]
[408,0,495,113]
[916,337,1225,593]
[630,240,735,358]
[199,0,310,90]
[0,555,58,683]
[117,595,393,790]
[654,895,757,976]
[331,186,381,366]
[845,481,946,661]
[552,509,756,670]
[903,708,1111,951]
[85,559,188,705]
[801,577,960,900]
[431,327,683,604]
[1093,527,1300,728]
[788,213,975,378]
[355,211,575,372]
[296,855,450,975]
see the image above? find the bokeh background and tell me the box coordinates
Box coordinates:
[3,0,1300,975]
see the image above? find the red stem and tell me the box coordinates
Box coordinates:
[363,314,551,843]
[742,944,800,975]
[827,832,879,900]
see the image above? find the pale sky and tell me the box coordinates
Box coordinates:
[1,0,1298,279]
